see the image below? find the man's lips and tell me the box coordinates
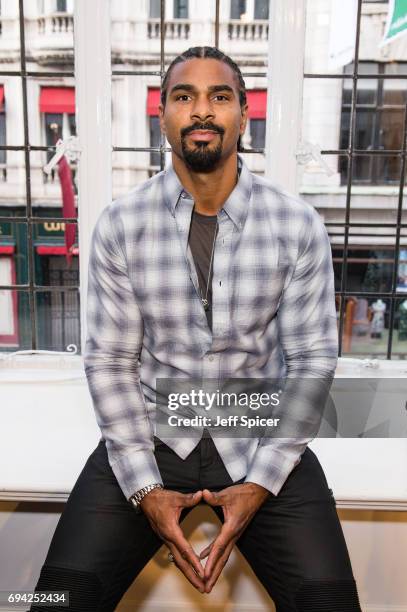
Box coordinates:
[187,130,219,142]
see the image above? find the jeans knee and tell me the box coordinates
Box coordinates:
[294,578,362,612]
[30,564,103,612]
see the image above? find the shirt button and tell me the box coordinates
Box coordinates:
[208,355,214,362]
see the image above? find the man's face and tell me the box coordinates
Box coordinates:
[159,58,248,172]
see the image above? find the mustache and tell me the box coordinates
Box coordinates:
[181,122,225,137]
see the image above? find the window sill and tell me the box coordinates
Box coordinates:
[300,185,402,196]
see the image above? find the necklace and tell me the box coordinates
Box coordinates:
[201,220,218,311]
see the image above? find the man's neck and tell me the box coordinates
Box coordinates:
[172,152,239,216]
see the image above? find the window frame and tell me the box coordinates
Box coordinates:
[17,1,407,360]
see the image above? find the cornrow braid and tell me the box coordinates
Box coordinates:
[160,46,247,152]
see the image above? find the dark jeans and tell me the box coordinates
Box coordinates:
[30,437,362,612]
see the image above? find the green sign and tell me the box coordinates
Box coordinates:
[0,222,12,237]
[36,221,66,238]
[381,0,407,46]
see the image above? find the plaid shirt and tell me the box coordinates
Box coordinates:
[83,153,338,501]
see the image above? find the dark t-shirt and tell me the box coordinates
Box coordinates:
[188,207,218,331]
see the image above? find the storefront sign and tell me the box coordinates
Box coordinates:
[381,0,407,46]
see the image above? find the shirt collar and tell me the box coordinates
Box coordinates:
[162,153,253,231]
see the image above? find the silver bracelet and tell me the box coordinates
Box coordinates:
[130,483,163,512]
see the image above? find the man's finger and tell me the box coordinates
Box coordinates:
[179,490,203,508]
[204,541,235,593]
[203,526,234,580]
[171,525,205,579]
[202,488,221,506]
[199,542,213,560]
[168,544,206,593]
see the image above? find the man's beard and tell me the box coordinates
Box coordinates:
[181,135,223,173]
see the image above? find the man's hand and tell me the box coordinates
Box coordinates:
[200,482,270,593]
[140,488,205,592]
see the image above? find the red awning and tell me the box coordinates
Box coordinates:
[0,245,14,254]
[147,88,161,116]
[0,86,4,112]
[247,90,267,119]
[36,245,79,256]
[40,87,75,114]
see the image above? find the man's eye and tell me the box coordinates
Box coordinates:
[174,94,229,101]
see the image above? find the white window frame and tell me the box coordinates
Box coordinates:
[74,0,111,351]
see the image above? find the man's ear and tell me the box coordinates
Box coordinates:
[158,103,166,135]
[240,103,249,137]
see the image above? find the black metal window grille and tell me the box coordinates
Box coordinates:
[304,0,407,358]
[0,0,77,353]
[3,0,403,359]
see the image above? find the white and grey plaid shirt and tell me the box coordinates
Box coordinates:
[83,153,338,501]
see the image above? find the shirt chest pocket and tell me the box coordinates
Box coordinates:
[231,255,290,326]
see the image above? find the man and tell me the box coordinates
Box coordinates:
[31,46,362,611]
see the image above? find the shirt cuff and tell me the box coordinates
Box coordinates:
[244,445,303,497]
[107,448,164,502]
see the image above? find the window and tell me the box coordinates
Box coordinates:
[149,116,161,171]
[0,1,78,353]
[339,62,407,185]
[250,119,266,149]
[174,0,188,19]
[230,0,246,19]
[246,90,267,150]
[254,0,269,20]
[149,0,161,18]
[40,87,76,163]
[56,0,67,12]
[45,113,63,162]
[44,112,76,158]
[302,1,407,359]
[38,256,80,351]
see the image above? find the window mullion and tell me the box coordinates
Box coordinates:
[73,0,111,353]
[265,0,306,193]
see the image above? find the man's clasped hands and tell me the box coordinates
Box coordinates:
[140,482,269,594]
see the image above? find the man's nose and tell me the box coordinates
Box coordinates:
[190,99,215,122]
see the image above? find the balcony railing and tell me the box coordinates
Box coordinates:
[227,19,268,41]
[147,19,190,40]
[38,13,74,36]
[146,18,269,42]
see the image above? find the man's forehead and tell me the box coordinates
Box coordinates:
[167,58,238,90]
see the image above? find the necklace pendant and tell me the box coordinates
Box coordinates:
[201,298,209,311]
